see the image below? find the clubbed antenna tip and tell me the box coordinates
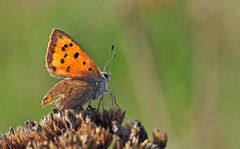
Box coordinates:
[103,44,116,71]
[111,44,115,50]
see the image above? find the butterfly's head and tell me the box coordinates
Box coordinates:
[101,71,111,81]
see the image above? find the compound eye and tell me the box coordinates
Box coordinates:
[103,73,109,79]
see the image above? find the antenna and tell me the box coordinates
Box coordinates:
[103,45,116,71]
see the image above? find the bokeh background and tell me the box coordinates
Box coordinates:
[0,0,239,148]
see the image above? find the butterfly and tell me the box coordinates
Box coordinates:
[42,28,117,109]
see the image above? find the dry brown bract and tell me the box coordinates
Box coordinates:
[0,107,167,149]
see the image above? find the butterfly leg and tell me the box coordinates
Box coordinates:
[106,89,118,107]
[87,99,92,109]
[111,91,118,107]
[97,95,104,111]
[96,95,105,119]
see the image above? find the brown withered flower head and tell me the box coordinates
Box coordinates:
[0,106,167,149]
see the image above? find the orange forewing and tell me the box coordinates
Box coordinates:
[46,29,101,78]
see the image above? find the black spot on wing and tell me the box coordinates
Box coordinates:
[60,59,64,64]
[66,66,70,72]
[74,52,79,59]
[50,66,56,71]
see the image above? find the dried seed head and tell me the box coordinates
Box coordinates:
[0,107,167,149]
[152,129,168,148]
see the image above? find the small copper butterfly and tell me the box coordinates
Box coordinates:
[42,29,117,109]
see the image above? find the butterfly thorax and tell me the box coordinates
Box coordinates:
[91,71,111,99]
[75,71,110,100]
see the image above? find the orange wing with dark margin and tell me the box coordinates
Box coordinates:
[46,29,101,78]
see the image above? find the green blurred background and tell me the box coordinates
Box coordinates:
[0,0,239,148]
